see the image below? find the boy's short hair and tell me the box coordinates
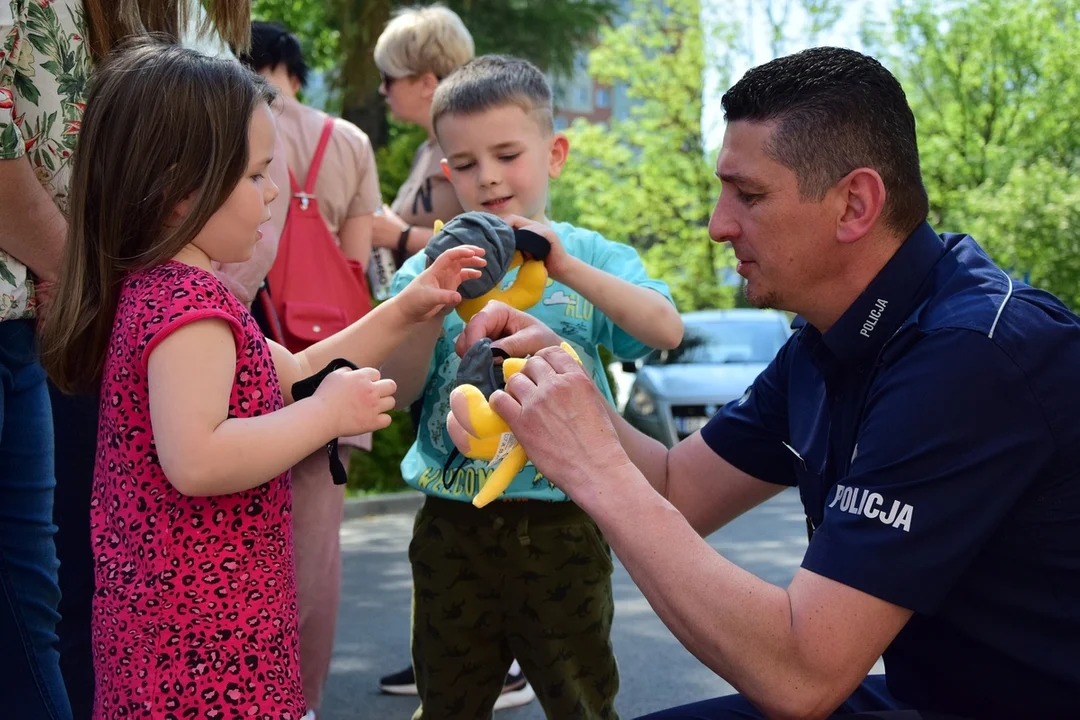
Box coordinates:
[432,55,554,136]
[374,4,475,80]
[242,21,309,88]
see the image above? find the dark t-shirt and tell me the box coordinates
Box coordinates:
[702,223,1080,718]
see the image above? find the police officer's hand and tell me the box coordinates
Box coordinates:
[488,346,631,499]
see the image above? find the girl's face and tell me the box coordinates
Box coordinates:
[190,103,279,264]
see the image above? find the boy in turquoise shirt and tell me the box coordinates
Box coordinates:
[387,55,683,719]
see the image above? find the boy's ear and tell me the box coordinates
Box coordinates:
[440,158,452,181]
[548,133,570,179]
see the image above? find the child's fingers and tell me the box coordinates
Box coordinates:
[446,410,479,455]
[375,395,396,414]
[348,366,381,382]
[370,378,397,397]
[372,413,393,431]
[429,289,461,306]
[460,269,482,280]
[438,245,486,262]
[449,387,480,437]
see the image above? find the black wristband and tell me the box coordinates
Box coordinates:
[395,225,413,266]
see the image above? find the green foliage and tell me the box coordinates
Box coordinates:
[346,410,415,494]
[253,0,617,125]
[867,0,1080,308]
[250,0,338,72]
[375,121,428,204]
[551,0,736,312]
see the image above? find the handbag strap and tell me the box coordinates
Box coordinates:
[303,116,336,196]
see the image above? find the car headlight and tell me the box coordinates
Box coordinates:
[629,385,656,417]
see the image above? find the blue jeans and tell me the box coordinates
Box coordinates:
[0,320,72,718]
[636,676,968,719]
[50,383,98,720]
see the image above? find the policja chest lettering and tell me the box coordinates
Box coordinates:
[860,298,889,338]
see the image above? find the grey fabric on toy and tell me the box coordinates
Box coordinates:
[455,337,511,400]
[424,211,516,299]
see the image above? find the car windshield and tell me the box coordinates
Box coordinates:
[648,319,788,365]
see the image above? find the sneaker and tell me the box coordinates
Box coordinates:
[492,660,536,711]
[378,664,418,695]
[379,660,536,710]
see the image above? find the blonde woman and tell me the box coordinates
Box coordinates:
[371,5,474,263]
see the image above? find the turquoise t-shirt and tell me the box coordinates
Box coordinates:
[390,221,674,502]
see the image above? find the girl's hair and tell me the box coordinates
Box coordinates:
[84,0,252,60]
[40,37,276,394]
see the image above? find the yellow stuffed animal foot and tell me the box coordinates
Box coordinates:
[448,342,582,507]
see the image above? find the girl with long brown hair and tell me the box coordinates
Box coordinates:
[39,38,482,718]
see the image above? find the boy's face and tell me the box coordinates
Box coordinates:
[437,104,568,224]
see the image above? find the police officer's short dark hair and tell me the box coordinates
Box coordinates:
[241,21,309,88]
[722,46,929,236]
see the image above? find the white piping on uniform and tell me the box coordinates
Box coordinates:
[989,271,1013,339]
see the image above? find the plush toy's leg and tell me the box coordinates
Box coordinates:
[472,444,529,508]
[458,431,500,461]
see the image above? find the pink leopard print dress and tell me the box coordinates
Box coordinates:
[92,261,305,719]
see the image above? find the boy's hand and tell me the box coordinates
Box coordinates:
[314,367,398,436]
[395,245,486,322]
[503,214,574,283]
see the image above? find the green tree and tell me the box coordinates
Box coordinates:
[867,0,1080,307]
[550,0,734,312]
[551,0,842,312]
[252,0,618,146]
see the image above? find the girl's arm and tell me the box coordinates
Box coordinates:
[273,245,484,396]
[148,318,395,497]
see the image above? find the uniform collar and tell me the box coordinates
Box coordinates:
[806,222,945,371]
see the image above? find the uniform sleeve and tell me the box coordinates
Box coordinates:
[699,338,797,487]
[801,329,1054,614]
[1,2,27,160]
[343,123,381,218]
[585,234,676,360]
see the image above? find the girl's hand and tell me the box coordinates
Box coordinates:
[314,367,398,436]
[396,245,486,322]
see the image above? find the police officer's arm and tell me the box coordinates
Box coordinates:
[493,348,912,719]
[606,411,785,535]
[454,300,783,532]
[499,328,1048,719]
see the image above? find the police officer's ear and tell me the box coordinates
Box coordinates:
[835,167,886,245]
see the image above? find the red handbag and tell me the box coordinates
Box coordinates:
[266,116,372,353]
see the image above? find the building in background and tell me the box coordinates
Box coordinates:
[549,0,633,130]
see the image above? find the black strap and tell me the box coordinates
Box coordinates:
[291,358,359,485]
[513,227,550,260]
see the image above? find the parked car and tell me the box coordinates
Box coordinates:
[621,309,793,447]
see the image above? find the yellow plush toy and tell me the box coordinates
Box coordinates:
[455,252,548,323]
[450,343,582,508]
[425,214,551,323]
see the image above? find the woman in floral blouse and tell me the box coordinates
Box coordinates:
[0,1,253,715]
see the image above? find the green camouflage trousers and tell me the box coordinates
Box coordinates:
[409,496,620,720]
